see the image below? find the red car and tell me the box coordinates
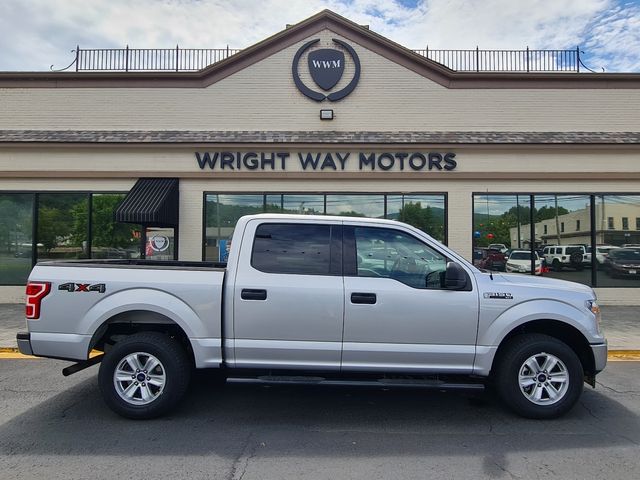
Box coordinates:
[477,248,506,271]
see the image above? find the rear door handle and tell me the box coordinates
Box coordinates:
[350,292,377,304]
[241,289,267,301]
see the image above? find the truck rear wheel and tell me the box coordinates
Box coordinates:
[98,332,191,419]
[494,334,583,419]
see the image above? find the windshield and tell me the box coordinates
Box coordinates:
[613,249,640,261]
[510,251,539,260]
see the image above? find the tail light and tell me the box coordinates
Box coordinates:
[25,282,51,319]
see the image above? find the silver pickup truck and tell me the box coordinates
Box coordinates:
[17,214,607,419]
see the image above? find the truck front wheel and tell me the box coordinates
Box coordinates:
[495,334,583,419]
[98,332,191,419]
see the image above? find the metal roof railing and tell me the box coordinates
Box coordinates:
[51,45,598,73]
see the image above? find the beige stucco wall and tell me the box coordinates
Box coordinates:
[2,146,640,174]
[2,30,640,132]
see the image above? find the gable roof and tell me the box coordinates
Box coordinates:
[0,9,639,89]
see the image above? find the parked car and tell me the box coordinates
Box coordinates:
[585,245,619,269]
[18,214,607,420]
[542,245,587,271]
[506,250,543,275]
[604,248,640,278]
[488,243,508,253]
[477,247,507,271]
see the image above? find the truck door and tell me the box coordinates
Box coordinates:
[342,225,479,373]
[231,219,344,370]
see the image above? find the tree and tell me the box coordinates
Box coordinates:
[398,202,443,240]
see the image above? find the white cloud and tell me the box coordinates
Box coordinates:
[0,0,637,72]
[582,2,640,72]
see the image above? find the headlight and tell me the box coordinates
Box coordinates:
[586,300,602,333]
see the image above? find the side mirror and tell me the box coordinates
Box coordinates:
[445,261,468,290]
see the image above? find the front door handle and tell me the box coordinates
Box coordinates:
[351,292,377,304]
[241,289,267,300]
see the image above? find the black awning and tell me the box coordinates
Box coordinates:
[115,178,179,227]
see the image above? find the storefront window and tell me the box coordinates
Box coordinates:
[595,195,640,287]
[0,191,144,285]
[387,195,446,242]
[473,195,534,274]
[534,195,591,286]
[0,194,34,284]
[204,193,449,262]
[265,194,324,214]
[473,194,593,286]
[204,194,264,261]
[91,193,140,259]
[325,194,385,218]
[37,193,89,261]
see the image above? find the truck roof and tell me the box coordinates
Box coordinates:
[239,213,407,226]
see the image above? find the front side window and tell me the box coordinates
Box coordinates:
[354,227,447,289]
[251,223,332,275]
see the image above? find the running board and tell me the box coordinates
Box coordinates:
[226,376,484,390]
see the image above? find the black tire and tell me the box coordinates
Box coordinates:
[98,332,191,419]
[552,259,561,272]
[494,334,583,419]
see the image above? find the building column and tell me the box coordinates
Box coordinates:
[178,181,204,261]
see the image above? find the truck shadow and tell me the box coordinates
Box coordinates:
[1,368,639,466]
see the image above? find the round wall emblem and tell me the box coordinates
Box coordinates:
[292,38,361,102]
[149,234,170,252]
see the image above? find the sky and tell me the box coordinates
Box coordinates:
[0,0,638,72]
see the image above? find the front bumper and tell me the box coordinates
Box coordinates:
[591,341,608,373]
[16,332,33,356]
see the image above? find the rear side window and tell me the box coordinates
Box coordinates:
[251,223,332,275]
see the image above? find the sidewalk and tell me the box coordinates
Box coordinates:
[1,303,638,350]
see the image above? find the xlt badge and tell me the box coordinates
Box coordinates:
[483,292,513,300]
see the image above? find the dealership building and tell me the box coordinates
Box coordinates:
[1,10,640,303]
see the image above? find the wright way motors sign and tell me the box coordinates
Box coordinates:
[195,151,457,172]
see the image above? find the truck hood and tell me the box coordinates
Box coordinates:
[477,271,594,296]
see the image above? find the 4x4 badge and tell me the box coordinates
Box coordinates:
[58,282,106,293]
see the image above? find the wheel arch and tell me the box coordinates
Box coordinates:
[491,319,595,377]
[88,309,195,366]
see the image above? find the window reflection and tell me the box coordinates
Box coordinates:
[0,193,34,284]
[325,195,385,218]
[265,195,324,215]
[596,195,640,287]
[91,193,140,259]
[387,195,445,242]
[204,194,264,261]
[37,194,89,261]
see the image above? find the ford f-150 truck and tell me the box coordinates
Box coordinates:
[17,214,607,420]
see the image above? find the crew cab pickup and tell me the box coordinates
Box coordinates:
[17,214,607,419]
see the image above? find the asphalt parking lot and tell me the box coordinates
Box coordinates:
[0,359,639,480]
